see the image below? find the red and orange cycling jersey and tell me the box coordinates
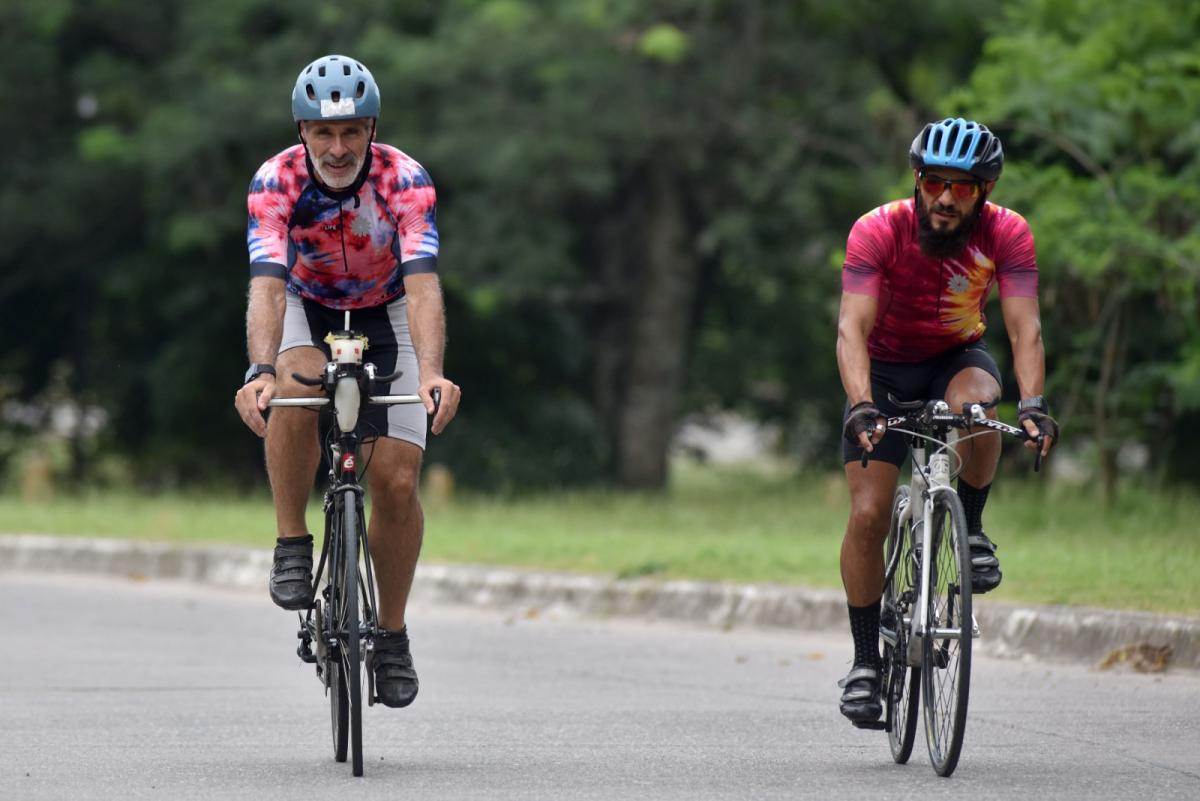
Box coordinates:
[842,198,1037,362]
[247,143,439,310]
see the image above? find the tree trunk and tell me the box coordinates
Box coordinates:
[609,164,696,490]
[1095,300,1124,506]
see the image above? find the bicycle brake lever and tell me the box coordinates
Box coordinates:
[1033,435,1044,473]
[292,372,324,387]
[860,451,869,469]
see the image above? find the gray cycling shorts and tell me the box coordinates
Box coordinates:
[279,291,426,450]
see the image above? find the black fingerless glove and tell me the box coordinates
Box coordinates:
[1018,410,1060,444]
[844,401,885,445]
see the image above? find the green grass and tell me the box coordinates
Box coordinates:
[2,463,1197,615]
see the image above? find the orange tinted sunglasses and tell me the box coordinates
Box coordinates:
[919,173,982,201]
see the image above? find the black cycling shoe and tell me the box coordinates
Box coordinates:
[968,530,1002,594]
[373,628,419,708]
[838,665,882,723]
[269,536,314,611]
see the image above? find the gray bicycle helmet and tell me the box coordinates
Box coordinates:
[908,118,1003,181]
[292,55,380,121]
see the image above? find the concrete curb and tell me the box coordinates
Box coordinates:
[2,534,1197,671]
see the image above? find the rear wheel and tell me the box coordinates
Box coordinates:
[922,492,972,777]
[882,486,920,764]
[328,651,348,762]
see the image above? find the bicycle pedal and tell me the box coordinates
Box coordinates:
[852,720,888,731]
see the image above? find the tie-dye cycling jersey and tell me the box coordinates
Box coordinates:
[842,198,1037,362]
[246,143,439,310]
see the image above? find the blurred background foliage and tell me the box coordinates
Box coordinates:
[2,0,1197,497]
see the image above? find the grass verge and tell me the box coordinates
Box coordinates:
[1,463,1196,615]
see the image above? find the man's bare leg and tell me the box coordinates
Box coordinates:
[262,346,326,610]
[265,347,326,537]
[363,437,423,708]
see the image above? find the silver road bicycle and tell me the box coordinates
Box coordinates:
[868,395,1039,777]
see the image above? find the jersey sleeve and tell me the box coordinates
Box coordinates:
[246,159,291,280]
[392,164,440,276]
[841,210,893,296]
[993,210,1038,298]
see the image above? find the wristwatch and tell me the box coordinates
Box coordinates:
[243,363,277,385]
[1017,395,1048,414]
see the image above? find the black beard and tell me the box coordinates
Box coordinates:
[916,192,983,259]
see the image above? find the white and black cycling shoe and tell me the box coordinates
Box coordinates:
[968,531,1002,594]
[838,665,883,725]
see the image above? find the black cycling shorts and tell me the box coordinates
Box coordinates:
[841,340,1002,467]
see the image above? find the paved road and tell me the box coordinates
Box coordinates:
[2,573,1197,800]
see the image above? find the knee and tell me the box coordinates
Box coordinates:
[848,502,890,542]
[371,468,419,510]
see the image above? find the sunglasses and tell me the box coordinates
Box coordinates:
[919,173,982,201]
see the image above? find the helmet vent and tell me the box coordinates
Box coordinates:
[343,64,351,76]
[306,83,316,101]
[330,90,341,103]
[355,81,365,98]
[318,65,326,77]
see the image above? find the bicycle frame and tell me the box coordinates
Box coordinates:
[885,401,1007,662]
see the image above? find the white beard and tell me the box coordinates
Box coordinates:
[313,152,364,189]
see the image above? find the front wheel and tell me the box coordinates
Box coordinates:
[882,486,920,764]
[921,491,973,777]
[337,496,364,777]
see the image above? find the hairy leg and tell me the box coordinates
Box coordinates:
[945,367,1002,487]
[265,347,326,538]
[841,459,901,606]
[363,438,424,631]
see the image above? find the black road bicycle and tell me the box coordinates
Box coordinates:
[860,396,1041,777]
[268,323,437,777]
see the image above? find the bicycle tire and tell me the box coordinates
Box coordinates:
[324,513,349,763]
[328,647,349,762]
[338,494,364,777]
[882,486,921,764]
[921,491,972,777]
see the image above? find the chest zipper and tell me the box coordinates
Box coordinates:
[338,203,349,272]
[336,195,362,273]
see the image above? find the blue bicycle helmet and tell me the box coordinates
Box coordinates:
[908,118,1003,181]
[292,55,380,121]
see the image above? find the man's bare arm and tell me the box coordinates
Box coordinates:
[247,276,287,364]
[836,292,883,450]
[234,276,287,437]
[1001,295,1053,455]
[402,273,461,434]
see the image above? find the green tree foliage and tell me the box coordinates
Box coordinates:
[952,0,1200,494]
[25,0,1189,494]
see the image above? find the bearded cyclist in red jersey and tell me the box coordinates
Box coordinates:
[233,55,462,709]
[834,118,1059,724]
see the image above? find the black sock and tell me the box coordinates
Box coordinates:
[958,479,991,534]
[378,626,408,642]
[276,534,313,546]
[848,600,882,669]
